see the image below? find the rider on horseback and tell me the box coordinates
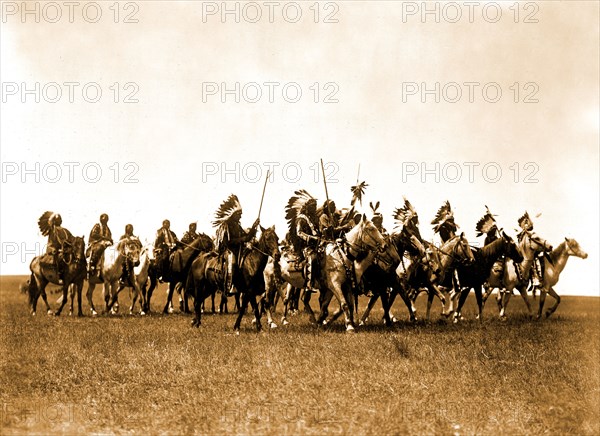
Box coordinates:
[181,222,199,245]
[394,198,431,279]
[38,211,73,285]
[87,213,113,276]
[431,200,458,244]
[154,219,179,281]
[476,206,504,283]
[285,190,321,291]
[118,224,142,285]
[213,194,260,296]
[370,201,388,237]
[319,200,352,241]
[517,212,552,291]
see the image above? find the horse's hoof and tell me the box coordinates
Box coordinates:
[31,312,36,316]
[391,317,399,323]
[168,307,174,314]
[251,318,257,325]
[235,329,240,336]
[282,319,289,326]
[359,320,365,326]
[269,322,278,329]
[346,325,356,333]
[140,311,146,316]
[91,310,97,316]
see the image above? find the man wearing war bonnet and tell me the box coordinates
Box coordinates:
[213,194,260,295]
[517,211,552,290]
[431,201,459,243]
[37,211,74,285]
[285,190,321,291]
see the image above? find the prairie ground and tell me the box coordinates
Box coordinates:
[1,275,599,435]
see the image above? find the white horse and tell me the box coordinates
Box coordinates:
[85,239,143,315]
[535,238,587,318]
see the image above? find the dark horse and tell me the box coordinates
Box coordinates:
[146,234,214,314]
[188,226,280,333]
[453,232,523,323]
[28,236,87,316]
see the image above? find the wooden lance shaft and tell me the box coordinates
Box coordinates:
[257,170,270,221]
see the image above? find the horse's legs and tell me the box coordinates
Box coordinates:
[302,289,318,324]
[317,289,334,325]
[454,287,470,323]
[86,283,97,315]
[163,282,176,314]
[537,288,546,319]
[328,279,355,332]
[544,287,560,318]
[359,294,380,325]
[107,284,125,312]
[76,283,83,316]
[426,288,435,321]
[233,291,252,333]
[55,283,69,316]
[249,293,263,332]
[191,280,204,328]
[473,285,483,323]
[380,290,393,327]
[281,284,292,325]
[516,286,533,317]
[38,281,52,315]
[145,276,157,313]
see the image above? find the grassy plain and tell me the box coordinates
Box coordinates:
[1,275,598,435]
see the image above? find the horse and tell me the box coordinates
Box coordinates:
[496,231,553,319]
[535,238,588,318]
[147,234,214,314]
[85,240,142,315]
[312,215,387,332]
[263,247,312,326]
[104,244,152,314]
[452,232,523,323]
[389,233,475,321]
[28,236,87,316]
[188,226,281,332]
[356,234,405,327]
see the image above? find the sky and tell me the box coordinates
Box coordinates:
[1,1,598,296]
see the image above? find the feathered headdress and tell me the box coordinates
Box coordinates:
[350,181,368,206]
[370,201,382,218]
[518,211,531,229]
[431,200,458,234]
[476,205,498,237]
[393,197,418,231]
[285,189,316,233]
[212,194,242,227]
[38,211,56,236]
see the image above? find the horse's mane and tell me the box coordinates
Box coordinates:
[549,240,567,263]
[476,237,504,263]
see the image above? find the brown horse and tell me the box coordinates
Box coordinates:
[28,236,87,316]
[188,226,281,333]
[146,234,214,314]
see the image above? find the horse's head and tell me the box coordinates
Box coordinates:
[192,233,214,252]
[454,233,475,265]
[346,214,386,255]
[502,231,524,263]
[259,225,281,261]
[71,236,86,264]
[564,238,588,259]
[123,240,141,265]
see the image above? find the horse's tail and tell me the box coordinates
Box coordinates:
[185,259,198,300]
[28,273,39,305]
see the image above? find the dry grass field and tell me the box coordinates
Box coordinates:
[1,275,599,435]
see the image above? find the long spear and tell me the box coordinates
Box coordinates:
[257,170,270,221]
[320,159,334,223]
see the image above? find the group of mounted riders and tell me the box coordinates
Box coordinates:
[30,180,584,328]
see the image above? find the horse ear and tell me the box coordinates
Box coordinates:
[369,202,374,211]
[259,225,265,232]
[362,213,367,222]
[460,232,465,238]
[375,201,380,210]
[564,237,569,242]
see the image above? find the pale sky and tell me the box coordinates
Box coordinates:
[1,1,598,296]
